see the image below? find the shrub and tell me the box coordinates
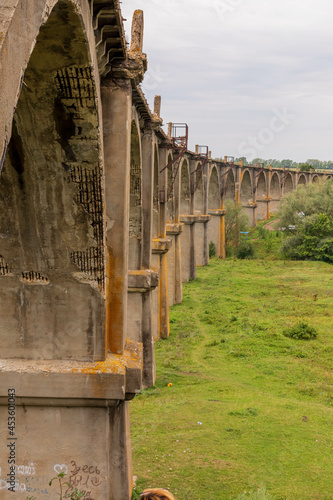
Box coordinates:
[276,178,333,230]
[209,241,216,257]
[283,322,318,340]
[281,213,333,263]
[235,240,255,259]
[225,200,249,251]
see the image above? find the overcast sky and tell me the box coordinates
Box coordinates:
[121,0,333,162]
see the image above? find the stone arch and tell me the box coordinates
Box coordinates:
[298,174,306,187]
[180,159,190,215]
[129,119,142,269]
[194,163,204,214]
[284,172,293,194]
[0,0,105,361]
[312,175,319,183]
[208,166,220,210]
[257,171,267,198]
[152,144,159,238]
[0,0,99,171]
[270,172,281,197]
[224,168,235,201]
[240,170,252,204]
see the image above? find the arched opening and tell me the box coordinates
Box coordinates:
[194,164,204,214]
[0,0,104,361]
[224,170,235,202]
[208,167,220,210]
[284,173,293,194]
[240,170,252,204]
[167,154,174,223]
[152,145,159,238]
[180,160,190,215]
[257,172,267,198]
[312,175,319,183]
[269,172,281,213]
[298,174,306,187]
[208,166,220,256]
[270,173,281,197]
[256,171,267,219]
[129,120,142,269]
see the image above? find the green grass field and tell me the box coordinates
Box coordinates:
[130,259,333,500]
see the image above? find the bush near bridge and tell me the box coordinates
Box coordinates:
[275,179,333,264]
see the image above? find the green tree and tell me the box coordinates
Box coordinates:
[281,213,333,263]
[225,201,249,256]
[235,157,248,165]
[277,179,333,263]
[299,162,313,172]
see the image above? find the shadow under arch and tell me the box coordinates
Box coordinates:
[166,153,175,223]
[298,174,306,187]
[152,144,160,237]
[180,159,190,215]
[0,0,105,361]
[270,172,281,214]
[194,163,204,214]
[270,172,281,197]
[240,170,252,204]
[257,171,267,198]
[284,172,293,194]
[224,169,235,202]
[208,166,220,210]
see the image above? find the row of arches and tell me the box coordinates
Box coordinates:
[167,159,331,221]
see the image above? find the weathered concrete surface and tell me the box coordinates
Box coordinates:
[102,79,132,355]
[0,0,105,362]
[166,224,184,306]
[0,401,134,499]
[195,216,211,267]
[207,211,220,258]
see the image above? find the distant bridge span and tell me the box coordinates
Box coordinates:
[165,148,332,281]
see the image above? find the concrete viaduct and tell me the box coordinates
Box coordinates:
[0,1,331,498]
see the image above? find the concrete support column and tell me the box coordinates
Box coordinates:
[166,223,184,305]
[155,242,171,339]
[219,210,226,258]
[267,167,272,219]
[173,152,183,302]
[220,174,226,259]
[108,401,133,500]
[209,209,226,259]
[251,171,258,227]
[203,163,209,266]
[142,129,154,269]
[158,147,171,338]
[141,128,156,387]
[174,231,183,302]
[101,80,131,355]
[189,161,197,280]
[141,291,155,387]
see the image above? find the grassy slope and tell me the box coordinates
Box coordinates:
[130,259,333,500]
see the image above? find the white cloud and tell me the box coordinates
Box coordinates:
[121,0,333,162]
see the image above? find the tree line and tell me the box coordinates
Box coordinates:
[234,158,333,172]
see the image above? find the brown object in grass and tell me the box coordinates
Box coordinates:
[139,488,176,500]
